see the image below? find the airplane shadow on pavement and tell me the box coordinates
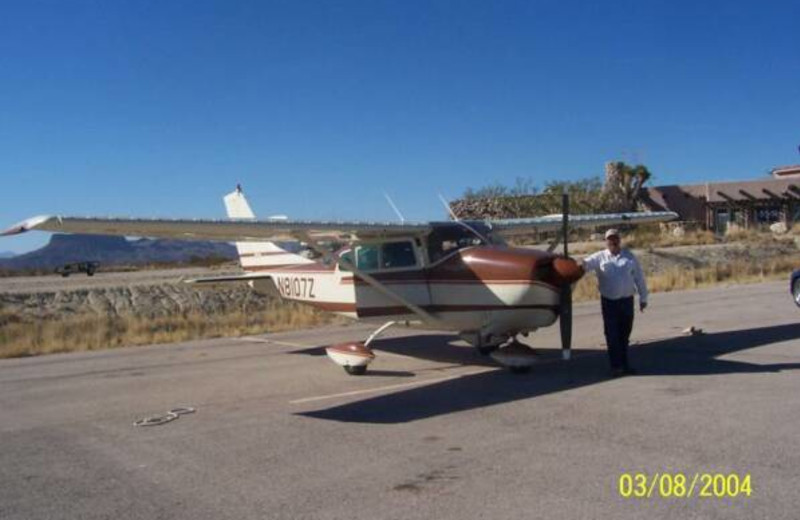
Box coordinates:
[298,323,800,424]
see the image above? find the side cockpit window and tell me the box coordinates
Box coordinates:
[381,241,417,269]
[427,226,487,264]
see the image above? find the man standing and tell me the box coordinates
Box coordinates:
[582,229,648,377]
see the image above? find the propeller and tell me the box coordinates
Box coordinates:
[559,191,573,360]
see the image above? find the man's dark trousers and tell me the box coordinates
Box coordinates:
[601,296,634,370]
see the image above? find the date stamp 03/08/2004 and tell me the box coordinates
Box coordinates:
[618,473,753,499]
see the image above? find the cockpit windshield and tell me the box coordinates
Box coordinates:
[426,224,493,264]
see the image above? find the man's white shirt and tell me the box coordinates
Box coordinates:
[582,249,648,303]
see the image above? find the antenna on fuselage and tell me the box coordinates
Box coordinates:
[383,192,406,223]
[437,193,489,243]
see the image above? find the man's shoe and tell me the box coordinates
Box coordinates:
[623,367,638,375]
[610,368,625,378]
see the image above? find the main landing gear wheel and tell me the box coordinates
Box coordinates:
[344,365,367,376]
[326,342,374,376]
[508,365,532,374]
[793,278,800,308]
[477,344,500,356]
[326,321,395,376]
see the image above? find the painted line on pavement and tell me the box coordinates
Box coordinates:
[290,351,607,405]
[234,337,313,349]
[237,337,425,361]
[290,368,494,405]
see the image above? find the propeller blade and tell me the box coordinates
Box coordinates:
[560,190,573,360]
[560,286,572,360]
[562,191,569,258]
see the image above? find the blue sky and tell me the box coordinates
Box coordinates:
[1,0,798,253]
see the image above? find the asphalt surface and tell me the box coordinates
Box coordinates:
[1,280,799,519]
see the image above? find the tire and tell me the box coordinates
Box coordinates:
[793,278,800,308]
[477,345,499,356]
[509,365,532,375]
[344,365,367,376]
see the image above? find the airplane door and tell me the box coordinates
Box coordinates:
[352,240,430,320]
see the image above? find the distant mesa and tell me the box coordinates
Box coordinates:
[0,251,15,259]
[0,233,236,271]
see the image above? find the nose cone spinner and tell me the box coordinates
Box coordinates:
[551,256,583,286]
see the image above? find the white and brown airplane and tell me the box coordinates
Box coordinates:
[3,187,676,374]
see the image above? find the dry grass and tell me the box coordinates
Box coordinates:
[570,226,799,255]
[585,222,800,251]
[0,302,344,359]
[541,228,720,255]
[573,254,797,302]
[625,226,717,249]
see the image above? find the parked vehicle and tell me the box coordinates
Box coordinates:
[792,269,800,307]
[55,261,100,277]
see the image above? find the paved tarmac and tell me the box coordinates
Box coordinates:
[1,280,799,519]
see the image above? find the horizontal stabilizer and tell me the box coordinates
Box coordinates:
[184,272,274,284]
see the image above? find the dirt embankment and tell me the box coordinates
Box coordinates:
[0,268,256,320]
[632,241,799,275]
[0,272,343,358]
[1,284,269,321]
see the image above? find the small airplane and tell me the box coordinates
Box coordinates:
[3,186,676,374]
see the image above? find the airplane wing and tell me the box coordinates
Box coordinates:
[488,211,678,237]
[2,210,677,242]
[1,215,432,242]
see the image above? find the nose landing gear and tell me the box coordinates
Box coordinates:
[489,338,538,374]
[466,332,538,373]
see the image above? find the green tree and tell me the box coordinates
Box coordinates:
[455,176,607,219]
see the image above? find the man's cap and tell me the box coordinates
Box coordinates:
[605,228,620,239]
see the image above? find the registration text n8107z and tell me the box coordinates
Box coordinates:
[275,276,316,299]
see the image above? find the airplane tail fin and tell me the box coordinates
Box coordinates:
[223,186,313,269]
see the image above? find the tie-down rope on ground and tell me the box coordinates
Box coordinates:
[133,407,196,427]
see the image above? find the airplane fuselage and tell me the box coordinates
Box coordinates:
[245,242,581,346]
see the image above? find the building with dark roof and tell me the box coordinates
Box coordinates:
[641,166,800,233]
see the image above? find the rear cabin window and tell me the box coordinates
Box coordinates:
[339,250,354,271]
[381,241,417,269]
[355,245,379,271]
[342,242,418,271]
